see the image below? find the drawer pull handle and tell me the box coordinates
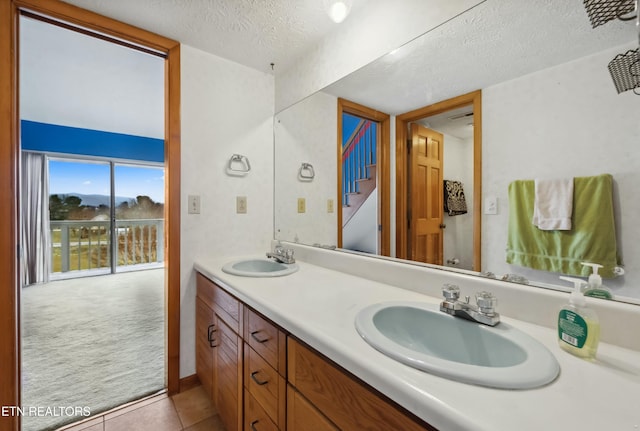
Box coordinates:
[250,420,259,431]
[207,324,217,347]
[250,371,269,386]
[250,330,270,344]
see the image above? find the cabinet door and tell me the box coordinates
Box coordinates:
[195,297,216,399]
[288,338,434,431]
[287,385,338,431]
[217,318,243,431]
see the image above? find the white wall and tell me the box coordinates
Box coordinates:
[274,91,337,247]
[20,16,164,138]
[442,134,474,270]
[343,190,378,253]
[275,0,483,112]
[482,42,640,300]
[180,45,275,377]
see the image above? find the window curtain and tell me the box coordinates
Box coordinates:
[21,152,51,285]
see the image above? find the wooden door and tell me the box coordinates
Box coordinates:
[409,124,444,265]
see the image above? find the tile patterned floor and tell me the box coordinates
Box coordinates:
[57,386,223,431]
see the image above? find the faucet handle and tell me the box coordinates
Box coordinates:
[476,291,498,316]
[442,284,460,301]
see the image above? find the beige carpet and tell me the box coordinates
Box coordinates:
[21,269,165,431]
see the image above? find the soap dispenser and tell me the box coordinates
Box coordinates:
[581,262,613,300]
[557,276,600,360]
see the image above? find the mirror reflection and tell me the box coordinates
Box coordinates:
[274,0,640,303]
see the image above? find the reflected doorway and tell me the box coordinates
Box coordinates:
[337,98,391,255]
[396,90,482,271]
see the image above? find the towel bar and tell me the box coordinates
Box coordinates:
[299,163,315,180]
[227,154,251,175]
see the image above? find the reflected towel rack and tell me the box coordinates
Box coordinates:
[227,154,251,175]
[299,163,315,181]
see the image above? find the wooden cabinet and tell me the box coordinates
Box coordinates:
[196,273,243,431]
[196,272,436,431]
[287,338,435,431]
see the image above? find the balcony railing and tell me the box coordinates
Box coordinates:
[50,219,164,274]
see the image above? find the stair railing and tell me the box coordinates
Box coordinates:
[342,120,376,207]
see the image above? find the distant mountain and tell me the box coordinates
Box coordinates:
[51,193,136,207]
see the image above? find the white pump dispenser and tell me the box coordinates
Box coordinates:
[557,276,600,359]
[581,262,613,300]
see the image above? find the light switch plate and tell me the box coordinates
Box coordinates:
[188,195,200,214]
[327,199,334,213]
[484,196,497,215]
[297,198,306,213]
[237,196,247,214]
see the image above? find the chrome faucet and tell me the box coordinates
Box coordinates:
[439,284,500,326]
[266,245,295,264]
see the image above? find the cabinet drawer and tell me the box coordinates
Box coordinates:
[287,385,338,431]
[196,273,215,309]
[213,282,242,332]
[197,273,242,333]
[244,389,278,431]
[245,345,286,428]
[288,338,434,431]
[245,308,285,373]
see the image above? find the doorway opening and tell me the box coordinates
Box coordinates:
[396,90,482,271]
[0,3,181,428]
[337,98,391,256]
[16,9,174,431]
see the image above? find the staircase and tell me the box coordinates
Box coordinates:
[342,120,377,227]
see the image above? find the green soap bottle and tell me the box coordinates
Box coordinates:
[557,276,600,360]
[581,262,613,300]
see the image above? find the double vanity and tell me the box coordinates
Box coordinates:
[195,243,640,431]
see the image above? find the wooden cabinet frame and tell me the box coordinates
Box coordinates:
[395,90,482,270]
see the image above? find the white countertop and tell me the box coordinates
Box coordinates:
[194,255,640,431]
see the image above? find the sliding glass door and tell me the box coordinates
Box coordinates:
[48,158,164,278]
[114,164,164,271]
[49,158,112,275]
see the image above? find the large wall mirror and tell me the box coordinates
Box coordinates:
[274,0,640,304]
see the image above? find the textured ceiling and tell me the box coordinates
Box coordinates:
[61,0,364,74]
[324,0,637,114]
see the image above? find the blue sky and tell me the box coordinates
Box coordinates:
[49,160,164,203]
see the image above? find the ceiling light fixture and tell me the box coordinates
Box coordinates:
[324,0,353,23]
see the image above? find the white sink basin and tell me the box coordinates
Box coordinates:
[355,301,560,389]
[222,258,299,277]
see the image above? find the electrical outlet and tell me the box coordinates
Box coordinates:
[237,196,247,214]
[327,199,334,213]
[188,195,200,214]
[297,198,306,213]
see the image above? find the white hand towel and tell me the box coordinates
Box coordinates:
[532,178,574,230]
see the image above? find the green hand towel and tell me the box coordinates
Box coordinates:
[506,174,619,278]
